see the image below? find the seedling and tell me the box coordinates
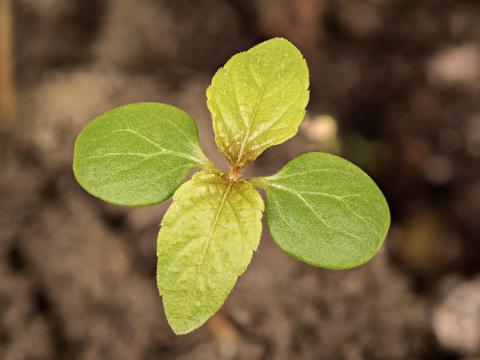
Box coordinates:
[73,38,390,334]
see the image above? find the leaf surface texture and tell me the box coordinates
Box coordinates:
[207,37,309,167]
[73,103,207,206]
[264,152,390,270]
[157,171,264,334]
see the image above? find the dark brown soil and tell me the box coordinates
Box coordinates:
[1,1,480,359]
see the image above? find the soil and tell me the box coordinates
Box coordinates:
[1,0,480,359]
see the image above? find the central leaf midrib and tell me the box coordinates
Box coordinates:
[199,182,233,265]
[90,128,204,164]
[235,63,272,166]
[268,182,364,242]
[268,182,375,227]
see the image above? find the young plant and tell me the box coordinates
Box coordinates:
[73,38,390,334]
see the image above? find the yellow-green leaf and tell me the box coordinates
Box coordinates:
[207,37,309,168]
[156,171,264,334]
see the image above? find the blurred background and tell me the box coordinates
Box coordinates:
[1,0,480,359]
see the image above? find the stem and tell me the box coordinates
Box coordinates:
[207,311,239,357]
[249,176,269,189]
[227,165,241,182]
[0,0,16,117]
[197,159,223,174]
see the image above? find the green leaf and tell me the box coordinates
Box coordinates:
[73,102,208,206]
[156,171,264,334]
[261,152,390,270]
[207,37,309,168]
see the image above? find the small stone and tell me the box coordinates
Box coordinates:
[428,44,480,87]
[433,277,480,355]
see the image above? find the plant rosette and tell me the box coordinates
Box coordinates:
[73,38,390,334]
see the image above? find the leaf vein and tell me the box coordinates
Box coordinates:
[88,128,204,164]
[269,183,364,242]
[199,182,233,265]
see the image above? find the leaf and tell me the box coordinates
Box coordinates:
[262,152,390,270]
[156,171,263,334]
[73,102,208,206]
[207,37,309,168]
